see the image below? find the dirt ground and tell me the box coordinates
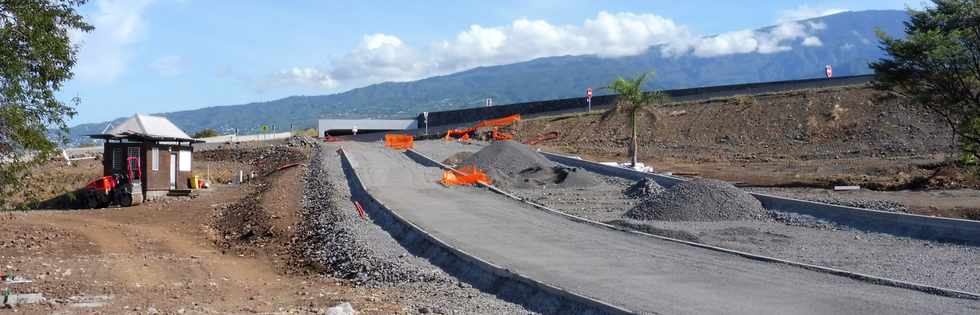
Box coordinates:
[0,144,404,314]
[509,86,980,218]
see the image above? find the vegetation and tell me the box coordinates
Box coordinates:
[291,128,318,137]
[605,72,669,167]
[192,128,220,139]
[1,0,92,206]
[871,0,980,165]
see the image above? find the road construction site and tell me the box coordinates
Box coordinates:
[325,138,980,314]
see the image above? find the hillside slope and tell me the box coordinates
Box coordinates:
[68,10,908,144]
[511,85,974,191]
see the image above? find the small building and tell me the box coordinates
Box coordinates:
[89,114,203,200]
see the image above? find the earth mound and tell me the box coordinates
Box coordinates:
[460,141,598,188]
[623,179,766,221]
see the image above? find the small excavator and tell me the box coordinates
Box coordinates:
[81,156,144,208]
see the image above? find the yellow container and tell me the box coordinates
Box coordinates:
[189,175,199,189]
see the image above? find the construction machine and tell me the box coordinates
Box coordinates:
[81,156,144,208]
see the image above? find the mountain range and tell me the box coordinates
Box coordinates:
[67,10,908,144]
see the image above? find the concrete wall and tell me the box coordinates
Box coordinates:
[417,74,874,128]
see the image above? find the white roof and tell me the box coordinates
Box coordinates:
[108,114,193,140]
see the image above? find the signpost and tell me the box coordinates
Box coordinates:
[586,87,593,112]
[423,112,429,135]
[485,97,493,107]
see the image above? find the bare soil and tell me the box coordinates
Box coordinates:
[509,86,980,218]
[0,144,404,314]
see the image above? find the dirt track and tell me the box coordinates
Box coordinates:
[0,146,403,314]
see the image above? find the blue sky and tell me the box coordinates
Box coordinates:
[61,0,922,125]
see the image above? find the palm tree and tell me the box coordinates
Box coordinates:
[605,71,668,168]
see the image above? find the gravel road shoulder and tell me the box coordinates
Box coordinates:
[300,143,534,314]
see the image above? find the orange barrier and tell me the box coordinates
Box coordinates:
[384,134,414,150]
[491,128,513,141]
[474,114,521,129]
[441,165,492,186]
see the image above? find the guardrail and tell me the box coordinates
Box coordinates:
[541,151,980,246]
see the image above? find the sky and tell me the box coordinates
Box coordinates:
[59,0,925,125]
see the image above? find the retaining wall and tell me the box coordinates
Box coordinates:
[417,75,874,127]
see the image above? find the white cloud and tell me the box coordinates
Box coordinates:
[777,5,847,23]
[148,55,183,76]
[270,9,836,91]
[261,67,338,90]
[71,0,155,83]
[802,36,823,47]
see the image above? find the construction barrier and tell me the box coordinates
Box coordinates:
[474,114,521,129]
[384,134,415,150]
[441,165,492,186]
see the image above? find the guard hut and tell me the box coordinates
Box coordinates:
[89,114,203,200]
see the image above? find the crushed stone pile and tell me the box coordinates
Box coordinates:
[624,179,767,221]
[623,178,665,198]
[460,141,597,189]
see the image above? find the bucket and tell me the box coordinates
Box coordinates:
[189,175,199,189]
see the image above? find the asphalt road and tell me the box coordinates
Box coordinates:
[339,141,980,314]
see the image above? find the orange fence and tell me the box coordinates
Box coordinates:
[441,165,492,186]
[474,114,521,129]
[443,114,521,142]
[384,134,414,150]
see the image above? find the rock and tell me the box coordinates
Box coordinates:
[324,302,356,315]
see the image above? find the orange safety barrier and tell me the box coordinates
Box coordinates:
[384,134,414,150]
[491,128,514,141]
[441,165,492,186]
[459,133,470,142]
[474,114,521,129]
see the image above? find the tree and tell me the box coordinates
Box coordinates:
[870,0,980,164]
[1,0,92,205]
[604,71,669,168]
[192,128,219,139]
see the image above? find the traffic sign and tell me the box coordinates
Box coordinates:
[587,87,593,99]
[586,87,593,112]
[825,65,833,78]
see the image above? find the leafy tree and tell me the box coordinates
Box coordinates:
[192,128,219,139]
[1,0,92,206]
[605,71,668,168]
[870,0,980,163]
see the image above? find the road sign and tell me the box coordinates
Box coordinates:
[586,87,593,112]
[423,112,429,135]
[825,65,833,78]
[485,97,493,107]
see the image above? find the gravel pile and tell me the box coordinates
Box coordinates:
[461,141,597,189]
[298,145,533,314]
[623,178,665,199]
[624,179,767,221]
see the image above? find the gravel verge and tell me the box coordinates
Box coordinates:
[299,144,534,314]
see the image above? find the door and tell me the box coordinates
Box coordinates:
[169,152,177,190]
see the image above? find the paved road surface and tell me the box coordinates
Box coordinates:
[338,141,980,314]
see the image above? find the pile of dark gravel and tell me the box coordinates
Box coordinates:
[461,141,597,188]
[623,178,665,199]
[624,179,767,221]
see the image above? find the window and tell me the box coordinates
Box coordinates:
[112,148,123,171]
[179,150,191,171]
[152,147,159,171]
